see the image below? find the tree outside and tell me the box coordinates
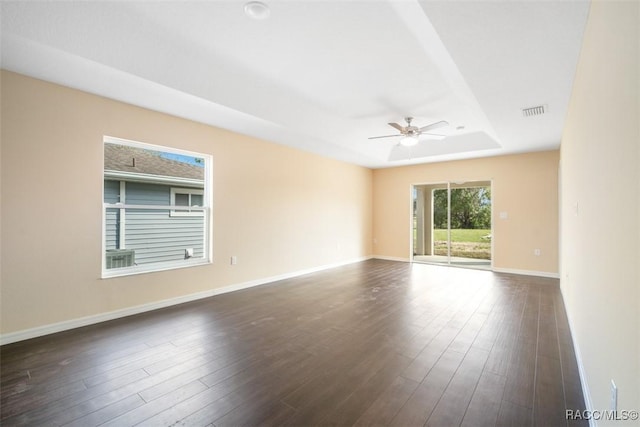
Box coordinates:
[433,187,491,229]
[433,187,491,259]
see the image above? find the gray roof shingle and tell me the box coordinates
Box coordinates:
[104,143,204,181]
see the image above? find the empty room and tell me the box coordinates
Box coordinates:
[1,1,638,426]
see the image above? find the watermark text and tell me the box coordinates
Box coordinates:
[566,409,639,421]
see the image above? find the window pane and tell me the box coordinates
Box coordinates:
[104,138,210,275]
[105,206,206,269]
[191,194,203,207]
[174,193,189,206]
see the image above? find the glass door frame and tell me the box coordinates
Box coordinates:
[410,180,494,270]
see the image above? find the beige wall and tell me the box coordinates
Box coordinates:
[560,0,640,417]
[0,71,372,335]
[373,151,560,275]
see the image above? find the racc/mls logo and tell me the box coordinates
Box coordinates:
[566,409,639,421]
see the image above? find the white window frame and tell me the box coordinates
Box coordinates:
[170,187,205,217]
[102,136,213,278]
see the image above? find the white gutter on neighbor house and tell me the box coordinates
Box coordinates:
[104,170,204,188]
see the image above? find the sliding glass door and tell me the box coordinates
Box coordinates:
[413,181,492,269]
[413,183,449,265]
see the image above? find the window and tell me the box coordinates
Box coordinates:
[102,136,212,277]
[170,188,204,216]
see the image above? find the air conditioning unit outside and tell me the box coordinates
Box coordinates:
[106,249,135,269]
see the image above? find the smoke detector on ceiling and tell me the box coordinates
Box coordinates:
[244,2,270,20]
[522,105,547,117]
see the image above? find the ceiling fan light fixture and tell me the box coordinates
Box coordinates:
[399,135,419,147]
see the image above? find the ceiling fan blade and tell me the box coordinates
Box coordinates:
[387,122,405,132]
[419,120,449,132]
[368,134,400,140]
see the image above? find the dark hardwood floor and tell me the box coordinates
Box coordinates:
[0,260,586,426]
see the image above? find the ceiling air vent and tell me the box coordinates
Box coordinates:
[522,105,546,117]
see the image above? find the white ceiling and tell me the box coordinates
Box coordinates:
[1,0,590,168]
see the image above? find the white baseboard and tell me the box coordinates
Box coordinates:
[0,256,372,346]
[492,267,560,279]
[372,255,411,263]
[373,257,559,279]
[559,287,595,427]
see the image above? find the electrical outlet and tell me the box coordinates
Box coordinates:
[534,249,541,256]
[610,380,617,411]
[499,211,508,220]
[231,256,238,265]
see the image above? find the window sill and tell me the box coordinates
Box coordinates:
[101,258,211,279]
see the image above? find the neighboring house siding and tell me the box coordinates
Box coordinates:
[104,180,120,250]
[125,210,205,264]
[104,181,204,266]
[126,182,170,205]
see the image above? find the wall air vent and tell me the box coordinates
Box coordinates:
[522,105,546,117]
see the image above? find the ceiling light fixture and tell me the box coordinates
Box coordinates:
[399,135,419,147]
[244,1,270,20]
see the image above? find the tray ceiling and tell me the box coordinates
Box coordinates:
[1,1,590,168]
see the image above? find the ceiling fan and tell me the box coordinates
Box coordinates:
[368,117,449,146]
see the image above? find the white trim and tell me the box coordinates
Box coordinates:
[104,203,206,211]
[409,180,493,269]
[0,256,372,345]
[104,170,204,188]
[102,256,211,279]
[447,182,452,260]
[409,184,415,261]
[102,136,213,279]
[118,181,126,249]
[492,267,560,279]
[373,255,412,263]
[559,287,595,427]
[373,257,556,279]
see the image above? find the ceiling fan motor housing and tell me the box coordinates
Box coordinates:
[403,117,420,136]
[367,116,447,141]
[405,126,420,136]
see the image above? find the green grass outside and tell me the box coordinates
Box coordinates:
[433,229,491,243]
[431,229,491,259]
[413,228,492,259]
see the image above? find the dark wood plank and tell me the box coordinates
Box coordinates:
[534,355,567,427]
[317,352,412,426]
[390,349,466,426]
[502,337,538,409]
[461,371,507,427]
[0,260,586,427]
[60,394,146,427]
[400,325,459,382]
[425,347,490,426]
[100,380,208,426]
[565,380,589,427]
[497,399,533,426]
[353,375,420,427]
